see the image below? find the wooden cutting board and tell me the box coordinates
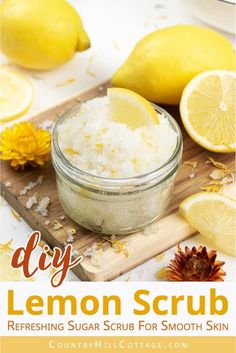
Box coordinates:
[0,81,234,281]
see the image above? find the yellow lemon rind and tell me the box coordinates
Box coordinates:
[180,70,236,153]
[0,68,33,123]
[108,87,159,129]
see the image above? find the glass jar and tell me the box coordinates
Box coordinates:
[52,101,183,235]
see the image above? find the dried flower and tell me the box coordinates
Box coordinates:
[167,245,226,281]
[0,122,51,170]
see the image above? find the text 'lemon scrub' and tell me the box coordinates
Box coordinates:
[52,91,182,234]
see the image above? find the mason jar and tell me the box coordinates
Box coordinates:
[51,101,183,235]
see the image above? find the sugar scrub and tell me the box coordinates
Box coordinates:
[52,96,183,234]
[57,97,177,178]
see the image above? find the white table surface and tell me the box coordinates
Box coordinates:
[0,0,235,282]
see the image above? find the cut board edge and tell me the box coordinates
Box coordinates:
[2,180,196,281]
[0,80,234,281]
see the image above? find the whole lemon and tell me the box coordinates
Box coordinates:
[0,0,90,70]
[112,25,235,105]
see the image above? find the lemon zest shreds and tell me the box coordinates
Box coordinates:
[0,239,13,249]
[184,161,198,169]
[64,148,80,155]
[156,267,168,280]
[10,208,22,221]
[56,78,75,87]
[209,169,233,180]
[206,156,227,170]
[102,236,129,257]
[200,184,222,192]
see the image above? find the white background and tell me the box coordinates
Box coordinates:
[0,0,235,282]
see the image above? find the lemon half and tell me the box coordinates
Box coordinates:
[180,70,236,153]
[108,87,158,129]
[0,68,33,122]
[180,192,236,256]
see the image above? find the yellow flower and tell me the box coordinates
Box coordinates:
[0,122,51,170]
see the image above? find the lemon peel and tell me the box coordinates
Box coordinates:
[108,87,158,129]
[0,68,33,122]
[180,192,236,256]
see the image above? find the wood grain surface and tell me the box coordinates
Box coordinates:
[0,81,234,281]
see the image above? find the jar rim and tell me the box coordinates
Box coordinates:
[52,96,183,188]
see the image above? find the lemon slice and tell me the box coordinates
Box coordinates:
[180,192,236,256]
[0,68,33,122]
[108,87,158,129]
[180,70,236,153]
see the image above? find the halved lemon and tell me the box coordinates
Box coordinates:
[180,192,236,256]
[108,87,158,129]
[0,67,33,123]
[180,70,236,153]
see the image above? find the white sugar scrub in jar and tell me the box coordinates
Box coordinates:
[52,91,183,234]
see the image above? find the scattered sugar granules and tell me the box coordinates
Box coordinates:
[142,223,158,236]
[35,197,50,216]
[183,160,198,179]
[58,215,66,221]
[97,85,104,93]
[53,220,63,230]
[4,181,12,188]
[19,176,44,196]
[90,249,104,268]
[26,193,38,209]
[201,159,234,192]
[66,228,76,243]
[83,243,98,258]
[39,120,55,134]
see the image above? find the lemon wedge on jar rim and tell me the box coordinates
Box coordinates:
[108,87,158,129]
[180,192,236,256]
[180,70,236,153]
[0,67,33,123]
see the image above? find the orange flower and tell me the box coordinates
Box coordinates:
[167,245,226,282]
[0,122,51,170]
